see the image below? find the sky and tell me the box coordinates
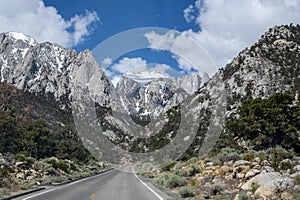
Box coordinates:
[1,0,300,85]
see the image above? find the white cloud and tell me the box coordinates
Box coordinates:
[182,0,300,68]
[111,57,148,74]
[106,57,175,86]
[145,31,217,76]
[183,5,195,23]
[101,58,113,68]
[69,10,99,46]
[0,0,99,47]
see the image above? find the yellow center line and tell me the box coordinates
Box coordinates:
[90,193,96,199]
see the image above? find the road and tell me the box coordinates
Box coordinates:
[13,165,172,200]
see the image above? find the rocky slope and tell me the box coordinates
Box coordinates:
[183,24,300,157]
[1,24,300,164]
[115,75,188,120]
[0,32,113,108]
[144,147,300,199]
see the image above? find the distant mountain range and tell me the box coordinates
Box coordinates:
[0,24,300,163]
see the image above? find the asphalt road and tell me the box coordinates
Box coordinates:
[13,165,171,200]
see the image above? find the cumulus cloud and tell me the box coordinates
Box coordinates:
[111,57,148,74]
[146,0,300,73]
[0,0,99,47]
[183,5,196,23]
[184,0,300,68]
[145,31,217,76]
[104,57,176,86]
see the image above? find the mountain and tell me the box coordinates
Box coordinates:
[177,73,207,95]
[116,75,188,120]
[0,32,113,108]
[115,24,300,159]
[1,24,300,164]
[184,24,300,157]
[0,31,203,122]
[115,71,206,121]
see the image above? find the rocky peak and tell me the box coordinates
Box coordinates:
[260,25,295,44]
[0,32,113,107]
[220,24,300,109]
[177,73,202,95]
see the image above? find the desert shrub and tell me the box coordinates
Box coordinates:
[19,183,32,190]
[280,160,293,170]
[0,187,10,197]
[155,174,186,188]
[269,146,292,171]
[242,151,256,162]
[70,163,77,171]
[141,172,154,178]
[47,159,69,172]
[161,161,177,171]
[176,164,201,177]
[15,153,26,161]
[216,147,241,163]
[238,190,248,200]
[187,157,198,164]
[294,175,300,185]
[178,187,195,198]
[258,151,266,164]
[190,178,199,187]
[294,190,300,200]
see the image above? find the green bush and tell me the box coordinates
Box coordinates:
[242,151,255,162]
[294,175,300,185]
[47,159,69,172]
[280,160,292,170]
[0,187,10,197]
[258,151,266,163]
[216,147,241,163]
[70,163,77,171]
[294,191,300,200]
[141,172,154,178]
[161,161,177,171]
[226,93,300,153]
[269,146,291,171]
[26,157,36,166]
[19,183,32,190]
[238,190,248,200]
[190,178,199,187]
[178,187,195,198]
[155,174,187,188]
[176,164,201,177]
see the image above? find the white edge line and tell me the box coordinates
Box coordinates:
[22,169,112,200]
[132,167,164,200]
[22,188,57,200]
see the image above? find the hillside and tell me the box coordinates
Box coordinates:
[0,82,91,161]
[143,24,300,199]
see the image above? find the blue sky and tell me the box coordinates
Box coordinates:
[43,0,208,84]
[1,0,300,85]
[44,0,198,52]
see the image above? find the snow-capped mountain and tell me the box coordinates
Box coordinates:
[114,24,300,157]
[1,24,299,162]
[0,32,113,108]
[115,70,207,120]
[116,75,188,118]
[177,73,207,95]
